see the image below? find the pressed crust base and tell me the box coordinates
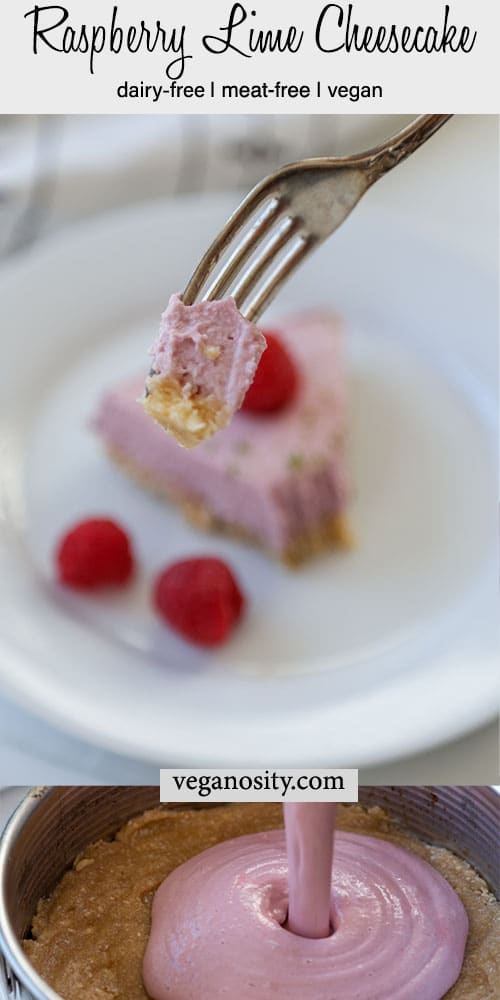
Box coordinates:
[106,446,354,567]
[144,375,229,448]
[25,803,500,1000]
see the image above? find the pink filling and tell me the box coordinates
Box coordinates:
[143,824,468,1000]
[150,293,266,412]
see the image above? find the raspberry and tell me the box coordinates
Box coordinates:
[241,331,298,413]
[56,518,134,589]
[154,557,245,646]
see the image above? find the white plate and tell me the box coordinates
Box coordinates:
[0,193,497,767]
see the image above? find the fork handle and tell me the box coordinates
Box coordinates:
[358,115,452,185]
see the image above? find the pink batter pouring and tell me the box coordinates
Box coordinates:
[143,803,468,1000]
[285,803,336,939]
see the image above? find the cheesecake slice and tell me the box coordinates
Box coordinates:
[144,294,266,448]
[94,312,351,566]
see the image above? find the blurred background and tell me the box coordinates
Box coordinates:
[0,114,498,784]
[0,115,416,257]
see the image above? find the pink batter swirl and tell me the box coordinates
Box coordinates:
[143,828,468,1000]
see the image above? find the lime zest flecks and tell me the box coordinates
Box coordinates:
[287,453,305,472]
[234,440,251,455]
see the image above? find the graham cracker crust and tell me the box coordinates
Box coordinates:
[25,803,500,1000]
[106,446,353,568]
[144,374,229,448]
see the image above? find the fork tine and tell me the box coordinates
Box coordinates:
[243,236,315,323]
[203,199,283,303]
[183,191,282,304]
[233,216,300,311]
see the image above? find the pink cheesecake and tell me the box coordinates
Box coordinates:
[144,294,266,448]
[94,312,350,565]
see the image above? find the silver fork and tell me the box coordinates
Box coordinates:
[183,115,451,323]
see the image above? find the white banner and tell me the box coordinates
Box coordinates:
[0,0,498,113]
[160,769,359,802]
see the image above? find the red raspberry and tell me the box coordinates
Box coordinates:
[154,557,245,646]
[241,331,298,413]
[56,518,134,589]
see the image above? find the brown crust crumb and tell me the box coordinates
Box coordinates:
[143,374,229,449]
